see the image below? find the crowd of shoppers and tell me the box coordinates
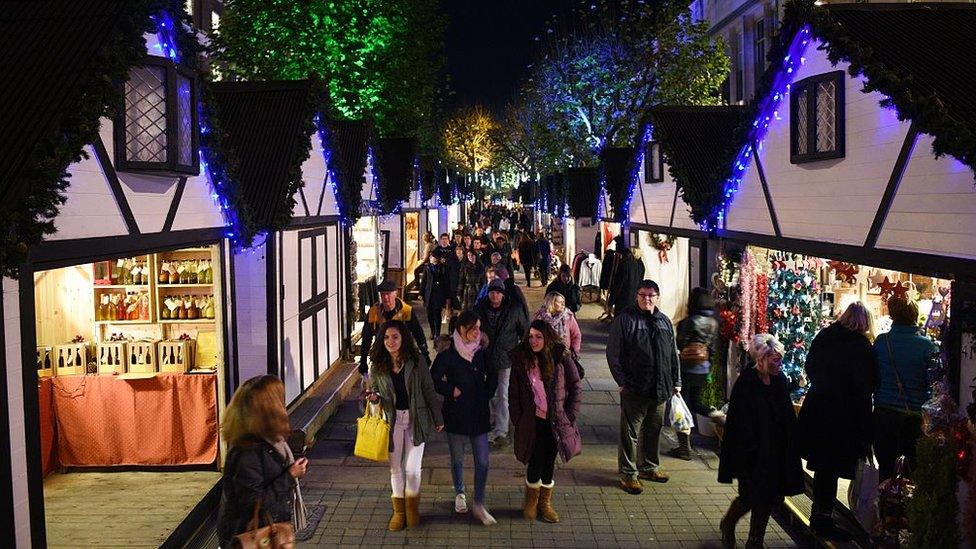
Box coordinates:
[219,210,943,546]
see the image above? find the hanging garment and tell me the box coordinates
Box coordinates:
[578,255,602,288]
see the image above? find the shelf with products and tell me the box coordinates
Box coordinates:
[156,290,217,322]
[153,249,216,286]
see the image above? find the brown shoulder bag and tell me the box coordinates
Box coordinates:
[233,500,296,549]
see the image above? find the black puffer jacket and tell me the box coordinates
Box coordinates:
[218,438,294,547]
[431,334,495,436]
[675,310,719,374]
[606,305,681,401]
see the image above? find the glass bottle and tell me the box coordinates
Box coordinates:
[110,261,120,285]
[115,293,125,321]
[178,261,187,284]
[189,260,198,284]
[178,296,187,320]
[138,292,149,320]
[187,296,199,320]
[161,298,171,320]
[159,261,170,284]
[204,296,215,319]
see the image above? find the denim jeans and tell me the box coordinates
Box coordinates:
[490,368,512,440]
[446,432,490,504]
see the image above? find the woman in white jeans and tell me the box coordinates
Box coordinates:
[367,320,444,531]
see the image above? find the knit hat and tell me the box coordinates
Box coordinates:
[487,279,506,293]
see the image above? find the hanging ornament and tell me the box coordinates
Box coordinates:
[738,250,757,347]
[754,274,769,334]
[878,277,898,302]
[828,260,859,283]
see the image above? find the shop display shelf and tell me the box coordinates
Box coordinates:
[156,283,213,288]
[93,284,151,289]
[158,319,215,324]
[94,320,153,325]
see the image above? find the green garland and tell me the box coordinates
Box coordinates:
[650,233,677,252]
[907,436,960,548]
[0,2,161,277]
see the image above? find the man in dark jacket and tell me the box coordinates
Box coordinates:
[516,233,538,287]
[607,279,681,493]
[359,279,430,376]
[535,232,552,286]
[434,233,454,261]
[475,279,529,447]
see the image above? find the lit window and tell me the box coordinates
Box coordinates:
[644,141,664,183]
[115,57,199,175]
[790,71,844,164]
[754,18,766,90]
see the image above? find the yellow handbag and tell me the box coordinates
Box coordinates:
[354,403,390,462]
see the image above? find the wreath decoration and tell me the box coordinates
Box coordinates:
[650,233,677,263]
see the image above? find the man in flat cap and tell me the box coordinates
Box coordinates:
[359,279,431,377]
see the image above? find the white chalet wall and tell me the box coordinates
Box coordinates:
[4,278,31,548]
[876,132,976,260]
[726,39,913,246]
[291,134,339,218]
[629,156,677,227]
[233,245,269,385]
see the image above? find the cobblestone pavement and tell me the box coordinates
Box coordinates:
[302,277,801,548]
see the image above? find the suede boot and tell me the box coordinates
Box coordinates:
[537,482,560,523]
[405,495,421,528]
[389,497,406,532]
[720,497,750,549]
[523,481,542,520]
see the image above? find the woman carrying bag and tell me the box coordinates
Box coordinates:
[718,334,804,549]
[218,375,308,548]
[365,321,444,531]
[797,302,876,540]
[508,320,582,523]
[431,310,498,525]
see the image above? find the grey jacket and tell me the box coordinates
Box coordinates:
[368,357,444,451]
[474,297,529,370]
[606,305,681,401]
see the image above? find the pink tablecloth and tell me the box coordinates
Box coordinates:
[52,373,218,467]
[39,377,57,476]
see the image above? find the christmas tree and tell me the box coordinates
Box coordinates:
[767,263,821,391]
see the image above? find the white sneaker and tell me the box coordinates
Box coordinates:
[455,493,468,514]
[472,503,496,526]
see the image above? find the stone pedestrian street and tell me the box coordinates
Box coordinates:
[300,279,802,548]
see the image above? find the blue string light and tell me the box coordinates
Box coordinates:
[703,25,812,232]
[315,115,353,227]
[621,124,652,232]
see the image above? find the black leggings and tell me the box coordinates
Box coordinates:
[811,471,839,518]
[523,264,533,286]
[526,418,558,484]
[427,305,442,337]
[873,406,922,482]
[682,372,714,418]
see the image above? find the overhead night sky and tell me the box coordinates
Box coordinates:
[441,0,573,113]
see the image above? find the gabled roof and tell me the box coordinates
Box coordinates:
[374,137,418,215]
[649,106,748,227]
[210,80,319,231]
[567,167,601,219]
[789,1,976,173]
[601,147,636,223]
[0,1,155,273]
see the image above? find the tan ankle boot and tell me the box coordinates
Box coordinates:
[537,482,560,523]
[523,480,542,519]
[389,497,406,531]
[405,495,421,528]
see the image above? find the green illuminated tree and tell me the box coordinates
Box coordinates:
[529,0,730,165]
[211,0,445,147]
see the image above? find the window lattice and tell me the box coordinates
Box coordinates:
[176,74,193,165]
[124,65,167,162]
[795,89,808,155]
[816,80,837,152]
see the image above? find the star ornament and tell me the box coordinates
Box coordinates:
[878,277,898,302]
[828,260,859,283]
[891,281,910,301]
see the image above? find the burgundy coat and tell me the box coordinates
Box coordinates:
[508,345,583,464]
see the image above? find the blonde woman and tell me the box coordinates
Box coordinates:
[719,334,804,548]
[218,376,308,547]
[533,292,582,358]
[797,302,876,540]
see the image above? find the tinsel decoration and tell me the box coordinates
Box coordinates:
[767,257,821,389]
[738,250,756,347]
[720,308,739,342]
[754,273,769,334]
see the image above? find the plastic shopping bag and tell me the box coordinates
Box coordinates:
[667,393,695,434]
[847,455,879,532]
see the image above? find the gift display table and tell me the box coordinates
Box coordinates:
[46,373,218,467]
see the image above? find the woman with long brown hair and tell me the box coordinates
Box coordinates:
[508,320,582,523]
[365,321,443,531]
[218,375,308,547]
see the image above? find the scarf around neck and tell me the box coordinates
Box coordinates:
[453,330,480,363]
[537,308,569,341]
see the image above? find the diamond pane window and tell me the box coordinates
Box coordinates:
[645,141,664,183]
[124,65,167,162]
[115,57,198,175]
[791,71,844,164]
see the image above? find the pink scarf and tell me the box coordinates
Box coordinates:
[453,330,480,363]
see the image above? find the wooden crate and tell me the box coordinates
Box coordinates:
[36,346,55,378]
[54,343,88,376]
[96,341,127,374]
[158,340,194,373]
[127,340,158,373]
